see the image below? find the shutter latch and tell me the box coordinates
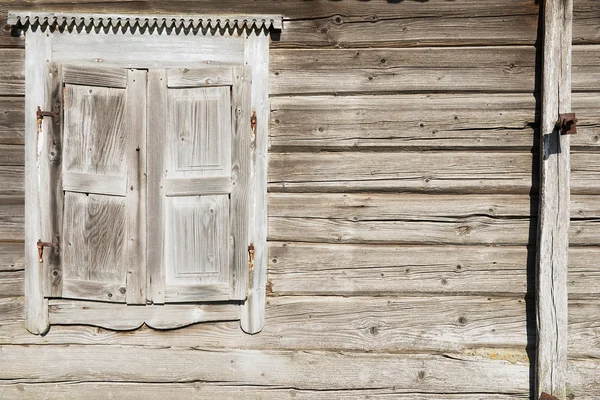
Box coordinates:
[248,243,255,272]
[36,106,59,133]
[37,237,59,263]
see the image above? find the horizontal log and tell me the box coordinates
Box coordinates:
[271,94,537,150]
[0,383,530,400]
[0,344,530,392]
[569,299,600,359]
[268,193,535,245]
[0,48,24,96]
[0,200,23,240]
[278,15,538,48]
[268,152,536,193]
[567,358,600,399]
[270,47,537,95]
[0,97,24,145]
[572,92,600,148]
[268,243,600,296]
[269,152,600,194]
[573,45,600,92]
[0,144,23,165]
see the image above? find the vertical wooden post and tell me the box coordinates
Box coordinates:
[536,0,572,398]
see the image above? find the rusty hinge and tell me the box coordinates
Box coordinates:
[556,113,577,135]
[248,243,255,272]
[36,106,59,133]
[250,110,257,140]
[37,237,58,263]
[539,393,559,400]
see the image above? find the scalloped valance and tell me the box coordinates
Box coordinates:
[7,11,283,32]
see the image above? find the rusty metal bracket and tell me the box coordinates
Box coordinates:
[539,393,559,400]
[250,110,257,140]
[248,243,255,272]
[37,237,59,263]
[36,106,59,133]
[556,113,577,135]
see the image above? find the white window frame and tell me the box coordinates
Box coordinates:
[12,11,279,335]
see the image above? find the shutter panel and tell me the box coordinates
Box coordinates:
[55,66,146,304]
[148,66,252,303]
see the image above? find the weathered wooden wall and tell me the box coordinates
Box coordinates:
[0,1,598,398]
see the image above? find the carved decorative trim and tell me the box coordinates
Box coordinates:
[8,11,283,32]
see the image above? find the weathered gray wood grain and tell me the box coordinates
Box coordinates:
[23,31,49,334]
[0,270,23,296]
[0,144,24,165]
[0,97,24,145]
[0,166,22,195]
[49,300,239,330]
[271,94,537,150]
[62,171,127,196]
[567,358,600,399]
[268,152,535,194]
[164,177,232,196]
[0,242,23,271]
[270,47,536,95]
[0,345,530,393]
[241,34,269,334]
[229,66,252,301]
[572,92,600,148]
[536,0,572,398]
[0,383,531,400]
[572,45,600,91]
[0,200,23,240]
[62,65,127,88]
[0,296,22,321]
[146,69,166,304]
[0,48,24,96]
[61,279,127,303]
[124,69,146,305]
[167,67,233,88]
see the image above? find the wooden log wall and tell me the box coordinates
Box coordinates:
[0,1,598,398]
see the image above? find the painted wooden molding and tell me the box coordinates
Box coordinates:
[536,0,573,398]
[7,11,283,31]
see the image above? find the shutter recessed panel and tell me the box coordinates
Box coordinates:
[148,66,251,303]
[58,67,146,304]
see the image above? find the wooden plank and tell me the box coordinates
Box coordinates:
[124,69,146,305]
[567,358,600,400]
[269,193,534,245]
[241,34,269,334]
[167,67,233,87]
[51,32,245,67]
[229,66,252,301]
[278,15,539,48]
[0,270,23,296]
[270,47,536,95]
[23,31,49,334]
[572,152,600,193]
[164,177,232,196]
[62,65,127,88]
[49,300,239,330]
[568,247,600,295]
[572,45,600,91]
[0,295,529,354]
[61,279,127,303]
[268,152,535,194]
[164,283,232,303]
[536,0,572,398]
[146,69,167,304]
[0,97,24,145]
[62,171,127,196]
[271,94,537,150]
[0,48,24,96]
[0,345,529,393]
[0,242,24,271]
[0,383,531,400]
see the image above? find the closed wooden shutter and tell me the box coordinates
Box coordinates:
[52,66,146,304]
[147,66,252,303]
